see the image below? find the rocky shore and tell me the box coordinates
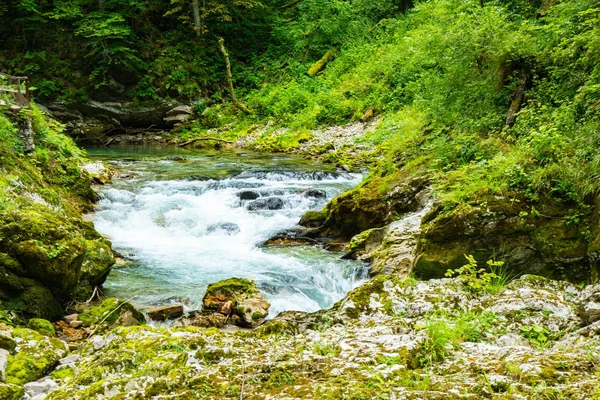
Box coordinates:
[3,274,600,399]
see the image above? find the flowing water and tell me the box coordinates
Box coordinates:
[86,145,367,316]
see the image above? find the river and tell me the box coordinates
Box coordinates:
[85,145,367,317]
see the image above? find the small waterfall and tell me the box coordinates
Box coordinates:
[88,148,366,316]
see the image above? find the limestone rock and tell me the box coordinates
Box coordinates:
[79,298,145,333]
[81,162,112,185]
[147,305,184,321]
[24,378,58,398]
[0,348,8,382]
[579,284,600,325]
[5,328,68,385]
[203,278,270,327]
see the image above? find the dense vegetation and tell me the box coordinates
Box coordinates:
[2,0,598,209]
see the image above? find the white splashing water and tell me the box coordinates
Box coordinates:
[88,149,367,316]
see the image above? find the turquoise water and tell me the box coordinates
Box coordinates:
[86,145,367,316]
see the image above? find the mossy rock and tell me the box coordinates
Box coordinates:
[298,210,327,228]
[0,333,16,353]
[203,278,258,310]
[12,284,63,321]
[73,240,115,301]
[0,383,25,400]
[203,278,270,328]
[5,328,68,385]
[27,318,56,337]
[79,298,145,332]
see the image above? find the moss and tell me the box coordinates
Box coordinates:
[27,318,56,337]
[205,278,257,298]
[298,210,327,228]
[6,328,68,385]
[0,333,16,353]
[0,383,25,400]
[51,366,75,381]
[308,50,335,76]
[14,284,63,321]
[252,311,267,320]
[255,320,299,337]
[73,240,115,301]
[79,298,145,330]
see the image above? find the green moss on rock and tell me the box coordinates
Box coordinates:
[79,298,145,332]
[0,383,25,400]
[27,318,56,337]
[6,328,68,385]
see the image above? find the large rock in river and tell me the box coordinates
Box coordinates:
[203,278,270,328]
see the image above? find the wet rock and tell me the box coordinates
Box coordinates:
[237,190,260,200]
[260,232,318,247]
[303,189,326,198]
[147,305,184,321]
[247,197,284,211]
[203,278,270,328]
[299,210,327,228]
[206,223,240,235]
[81,162,112,185]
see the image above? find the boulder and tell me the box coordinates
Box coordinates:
[147,305,184,321]
[81,162,113,185]
[27,319,55,337]
[79,298,145,333]
[203,278,270,328]
[299,210,327,228]
[247,197,284,211]
[5,328,68,385]
[237,190,260,200]
[303,189,326,198]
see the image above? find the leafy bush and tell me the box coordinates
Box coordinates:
[446,255,511,294]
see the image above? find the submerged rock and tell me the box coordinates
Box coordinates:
[202,278,270,327]
[247,197,284,211]
[237,190,260,200]
[206,222,240,235]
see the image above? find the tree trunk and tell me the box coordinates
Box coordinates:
[218,38,251,114]
[506,70,529,126]
[192,0,201,37]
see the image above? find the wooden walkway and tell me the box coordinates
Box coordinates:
[0,72,30,110]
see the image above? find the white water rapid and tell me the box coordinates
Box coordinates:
[87,147,367,317]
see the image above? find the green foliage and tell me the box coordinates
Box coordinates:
[520,325,551,347]
[446,255,509,294]
[417,319,456,367]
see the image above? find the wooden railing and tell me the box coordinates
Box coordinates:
[0,72,30,109]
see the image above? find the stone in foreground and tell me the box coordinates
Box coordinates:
[202,278,270,327]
